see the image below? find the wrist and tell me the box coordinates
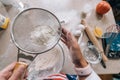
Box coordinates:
[72,57,88,68]
[74,64,92,77]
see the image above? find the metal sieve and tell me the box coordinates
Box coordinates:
[11,8,62,54]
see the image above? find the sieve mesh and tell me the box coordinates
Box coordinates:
[11,8,61,54]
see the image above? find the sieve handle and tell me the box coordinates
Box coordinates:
[13,62,28,80]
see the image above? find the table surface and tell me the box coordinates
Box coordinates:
[0,0,119,74]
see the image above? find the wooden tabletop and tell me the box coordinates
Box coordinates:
[0,0,119,74]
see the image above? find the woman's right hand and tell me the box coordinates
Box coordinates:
[61,27,88,68]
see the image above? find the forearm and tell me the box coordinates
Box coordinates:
[70,46,91,80]
[70,46,88,68]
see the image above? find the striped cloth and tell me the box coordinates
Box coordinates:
[43,74,77,80]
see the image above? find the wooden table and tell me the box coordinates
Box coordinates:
[0,0,119,75]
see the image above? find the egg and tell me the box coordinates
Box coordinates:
[93,27,103,38]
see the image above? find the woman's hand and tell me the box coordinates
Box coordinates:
[0,62,27,80]
[61,27,87,68]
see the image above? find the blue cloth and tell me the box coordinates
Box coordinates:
[66,74,77,80]
[105,33,120,51]
[103,32,120,59]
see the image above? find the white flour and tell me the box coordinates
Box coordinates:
[30,25,55,46]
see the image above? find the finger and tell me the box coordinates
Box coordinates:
[61,37,71,49]
[6,72,12,79]
[0,71,12,79]
[61,33,67,41]
[62,27,69,35]
[66,32,78,48]
[67,32,77,43]
[1,62,16,73]
[9,65,26,80]
[67,32,72,42]
[23,69,28,79]
[0,62,16,80]
[61,37,67,45]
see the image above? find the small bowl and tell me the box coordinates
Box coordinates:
[83,45,102,64]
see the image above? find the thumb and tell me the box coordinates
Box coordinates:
[9,65,26,80]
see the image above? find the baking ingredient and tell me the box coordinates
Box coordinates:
[94,27,103,38]
[73,24,85,36]
[96,1,111,15]
[30,25,55,46]
[0,14,10,30]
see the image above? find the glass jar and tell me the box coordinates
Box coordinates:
[83,45,102,64]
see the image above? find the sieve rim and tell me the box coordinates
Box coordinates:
[10,7,62,54]
[57,43,65,72]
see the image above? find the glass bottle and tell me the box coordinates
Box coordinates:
[0,14,10,31]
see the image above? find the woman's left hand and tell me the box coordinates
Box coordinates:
[0,62,27,80]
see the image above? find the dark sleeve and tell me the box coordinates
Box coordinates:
[107,0,120,9]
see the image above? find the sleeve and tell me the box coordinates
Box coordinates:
[75,64,101,80]
[85,70,101,80]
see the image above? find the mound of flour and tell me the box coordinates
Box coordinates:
[30,25,55,46]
